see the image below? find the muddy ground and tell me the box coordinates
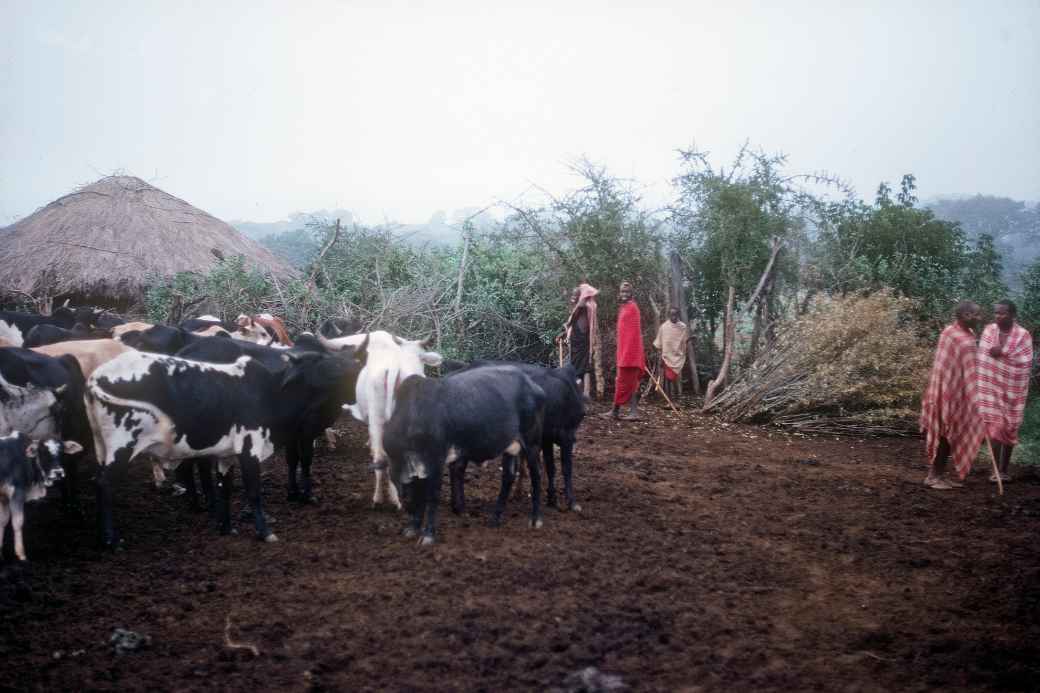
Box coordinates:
[2,400,1039,692]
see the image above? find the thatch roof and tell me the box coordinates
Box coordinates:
[0,175,298,304]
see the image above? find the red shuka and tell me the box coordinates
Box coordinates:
[920,322,985,480]
[613,300,646,406]
[977,322,1033,445]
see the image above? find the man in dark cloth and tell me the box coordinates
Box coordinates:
[561,282,599,394]
[601,281,646,420]
[920,300,986,490]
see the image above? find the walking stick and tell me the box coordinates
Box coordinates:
[986,438,1004,496]
[644,365,679,414]
[557,337,565,368]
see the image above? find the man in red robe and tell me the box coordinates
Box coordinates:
[977,299,1033,482]
[601,281,646,420]
[920,300,985,490]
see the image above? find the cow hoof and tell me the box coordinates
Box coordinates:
[418,534,436,546]
[286,490,301,502]
[402,526,418,538]
[530,516,544,529]
[262,533,279,543]
[488,516,503,528]
[570,502,583,513]
[220,527,239,536]
[546,495,559,509]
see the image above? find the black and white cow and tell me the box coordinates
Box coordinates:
[0,432,82,561]
[23,323,113,348]
[447,361,586,514]
[175,332,360,505]
[0,306,94,348]
[0,347,91,514]
[85,337,368,545]
[383,365,546,545]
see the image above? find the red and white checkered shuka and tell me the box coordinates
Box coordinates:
[920,323,985,480]
[977,322,1033,445]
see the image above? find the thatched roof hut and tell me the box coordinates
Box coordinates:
[0,175,297,307]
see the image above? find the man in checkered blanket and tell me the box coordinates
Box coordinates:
[977,299,1033,483]
[920,301,985,490]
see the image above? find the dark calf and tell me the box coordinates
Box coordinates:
[449,361,586,513]
[0,432,83,561]
[384,366,546,545]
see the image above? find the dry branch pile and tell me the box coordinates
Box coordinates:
[704,291,934,435]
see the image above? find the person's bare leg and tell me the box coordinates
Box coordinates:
[925,438,954,489]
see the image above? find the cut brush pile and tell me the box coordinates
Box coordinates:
[705,291,934,435]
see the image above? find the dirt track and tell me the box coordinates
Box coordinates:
[2,401,1039,692]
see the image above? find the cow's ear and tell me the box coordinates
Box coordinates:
[420,350,444,367]
[353,334,369,364]
[54,384,67,396]
[25,442,38,459]
[420,336,435,350]
[62,440,84,455]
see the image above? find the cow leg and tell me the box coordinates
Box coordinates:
[419,467,442,546]
[450,460,468,515]
[177,460,201,510]
[490,454,518,527]
[60,453,82,519]
[216,467,235,535]
[196,458,216,516]
[526,442,544,529]
[298,436,318,504]
[286,438,302,502]
[543,440,558,509]
[369,417,402,510]
[239,453,277,542]
[402,480,424,539]
[10,492,27,561]
[560,437,581,512]
[94,465,117,549]
[0,500,9,560]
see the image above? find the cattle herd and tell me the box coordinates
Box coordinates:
[0,303,586,558]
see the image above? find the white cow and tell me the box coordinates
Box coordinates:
[320,330,442,508]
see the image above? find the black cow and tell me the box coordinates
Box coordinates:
[85,336,368,545]
[117,324,230,354]
[448,361,586,513]
[0,432,82,561]
[23,323,113,348]
[0,306,99,347]
[319,317,362,339]
[0,347,90,513]
[383,365,546,545]
[175,333,356,506]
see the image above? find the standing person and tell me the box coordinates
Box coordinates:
[977,299,1033,483]
[561,282,599,394]
[601,281,646,420]
[653,306,689,399]
[920,300,986,490]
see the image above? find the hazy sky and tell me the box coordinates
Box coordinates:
[2,1,1037,226]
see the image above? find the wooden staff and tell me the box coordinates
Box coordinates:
[557,336,565,368]
[986,438,1004,496]
[644,365,679,414]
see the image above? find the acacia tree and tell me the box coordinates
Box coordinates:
[671,143,840,407]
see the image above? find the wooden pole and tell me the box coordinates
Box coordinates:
[645,365,679,414]
[986,439,1005,496]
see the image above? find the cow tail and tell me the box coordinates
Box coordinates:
[57,354,90,448]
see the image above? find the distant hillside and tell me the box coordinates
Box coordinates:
[927,195,1040,289]
[231,209,355,241]
[236,207,500,268]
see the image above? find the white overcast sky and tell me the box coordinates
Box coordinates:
[1,0,1037,226]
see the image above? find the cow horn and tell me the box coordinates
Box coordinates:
[420,335,435,349]
[62,298,71,307]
